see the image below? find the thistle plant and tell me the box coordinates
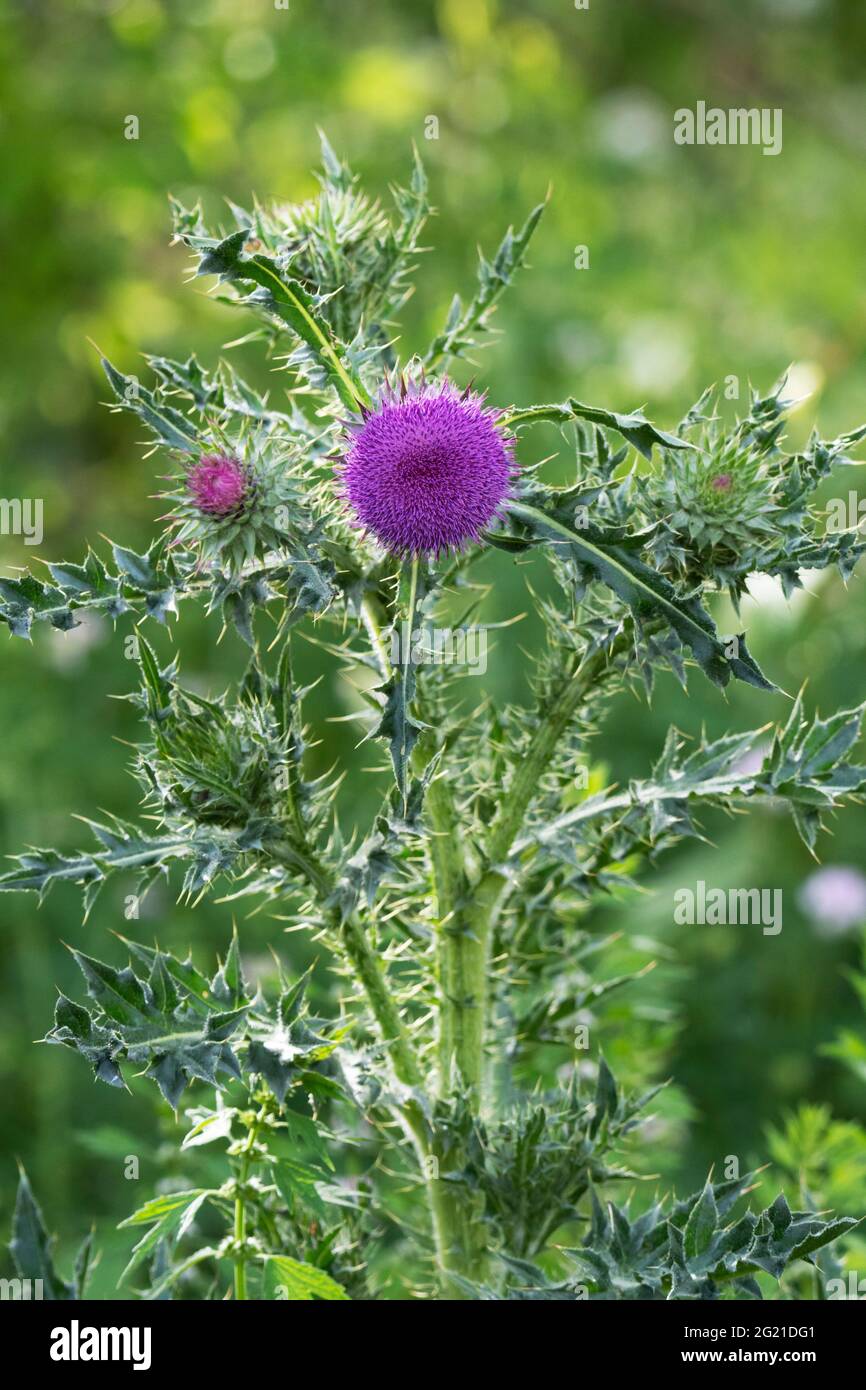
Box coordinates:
[4,136,866,1302]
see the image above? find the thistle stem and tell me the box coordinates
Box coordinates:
[233,1182,248,1302]
[449,634,637,1114]
[426,774,468,1091]
[233,1116,261,1301]
[339,912,423,1091]
[360,594,391,678]
[422,622,635,1296]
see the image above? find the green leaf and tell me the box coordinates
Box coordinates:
[683,1178,718,1261]
[43,931,343,1110]
[188,231,370,412]
[246,991,339,1104]
[0,820,229,919]
[181,1106,235,1150]
[526,702,866,866]
[786,1216,861,1265]
[503,399,692,458]
[52,946,248,1107]
[101,356,199,452]
[46,993,125,1088]
[589,1054,618,1136]
[0,543,184,639]
[261,1255,349,1301]
[0,573,76,637]
[118,1189,211,1284]
[424,200,547,367]
[508,501,773,690]
[9,1167,73,1300]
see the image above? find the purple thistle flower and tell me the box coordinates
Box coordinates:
[188,454,250,518]
[798,865,866,937]
[341,380,515,556]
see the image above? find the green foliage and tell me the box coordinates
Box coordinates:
[638,381,866,603]
[766,1105,866,1221]
[33,934,356,1300]
[823,934,866,1088]
[45,933,341,1110]
[434,1061,660,1260]
[483,1176,859,1301]
[508,499,773,691]
[0,544,177,638]
[8,1168,93,1300]
[521,693,866,872]
[3,136,865,1301]
[424,199,546,368]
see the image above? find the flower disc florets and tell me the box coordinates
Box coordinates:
[341,379,515,556]
[188,454,252,517]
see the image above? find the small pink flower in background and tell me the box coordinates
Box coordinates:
[341,379,515,556]
[798,865,866,937]
[188,454,250,517]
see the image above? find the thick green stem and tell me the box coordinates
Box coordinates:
[444,637,636,1117]
[362,590,487,1292]
[422,630,635,1293]
[270,839,420,1087]
[233,1185,247,1301]
[426,775,491,1293]
[486,643,615,867]
[275,605,629,1297]
[427,774,472,1091]
[339,913,423,1091]
[233,1115,262,1301]
[426,1168,486,1299]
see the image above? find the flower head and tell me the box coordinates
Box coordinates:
[642,427,783,599]
[188,454,251,518]
[798,865,866,937]
[160,434,310,577]
[341,379,515,556]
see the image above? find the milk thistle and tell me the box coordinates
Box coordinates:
[3,136,866,1303]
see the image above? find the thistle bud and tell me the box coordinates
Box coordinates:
[187,454,250,518]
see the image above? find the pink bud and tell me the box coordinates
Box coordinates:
[188,454,249,517]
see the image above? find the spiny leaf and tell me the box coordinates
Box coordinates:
[503,399,691,458]
[683,1178,718,1260]
[508,501,773,691]
[102,356,199,452]
[187,231,370,412]
[526,700,866,861]
[9,1168,73,1300]
[424,200,547,367]
[118,1189,212,1284]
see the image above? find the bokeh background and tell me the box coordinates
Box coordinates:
[2,0,866,1294]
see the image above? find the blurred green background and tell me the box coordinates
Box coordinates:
[2,0,866,1293]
